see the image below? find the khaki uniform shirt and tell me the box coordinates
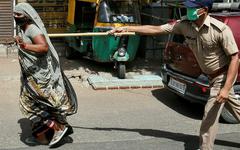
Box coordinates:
[161,15,238,74]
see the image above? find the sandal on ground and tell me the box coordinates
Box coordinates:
[49,125,68,147]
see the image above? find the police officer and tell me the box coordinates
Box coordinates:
[109,0,240,149]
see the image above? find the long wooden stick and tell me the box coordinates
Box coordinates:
[48,32,136,38]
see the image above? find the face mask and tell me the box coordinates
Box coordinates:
[14,17,28,26]
[187,8,201,21]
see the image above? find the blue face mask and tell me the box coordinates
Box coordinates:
[187,8,201,21]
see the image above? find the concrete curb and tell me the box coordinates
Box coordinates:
[0,44,18,57]
[88,75,164,90]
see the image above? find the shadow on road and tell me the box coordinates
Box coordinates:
[74,126,240,150]
[152,88,204,120]
[17,118,38,146]
[17,118,73,147]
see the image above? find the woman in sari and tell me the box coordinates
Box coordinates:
[13,3,78,147]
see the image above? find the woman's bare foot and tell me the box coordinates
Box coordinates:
[36,133,49,145]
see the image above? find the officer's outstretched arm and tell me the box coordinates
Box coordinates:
[108,25,166,36]
[124,25,166,35]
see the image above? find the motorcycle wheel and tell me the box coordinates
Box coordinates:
[117,62,126,79]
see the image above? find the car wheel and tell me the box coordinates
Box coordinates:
[221,85,240,124]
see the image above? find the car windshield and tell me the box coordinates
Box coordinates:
[97,0,140,24]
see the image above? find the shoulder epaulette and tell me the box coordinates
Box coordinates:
[210,17,227,32]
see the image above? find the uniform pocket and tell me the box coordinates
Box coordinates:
[202,40,218,50]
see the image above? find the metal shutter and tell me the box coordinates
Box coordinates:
[0,0,14,44]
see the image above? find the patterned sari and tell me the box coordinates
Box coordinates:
[14,3,78,130]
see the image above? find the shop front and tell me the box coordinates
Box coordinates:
[0,0,14,44]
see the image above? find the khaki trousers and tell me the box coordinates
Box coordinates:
[199,73,240,150]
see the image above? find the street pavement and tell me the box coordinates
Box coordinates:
[0,56,240,150]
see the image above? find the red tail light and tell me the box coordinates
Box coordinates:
[193,82,209,93]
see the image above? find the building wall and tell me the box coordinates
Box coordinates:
[17,0,68,33]
[0,0,14,44]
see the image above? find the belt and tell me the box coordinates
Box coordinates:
[207,65,228,79]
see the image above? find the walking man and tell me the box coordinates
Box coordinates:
[109,0,240,149]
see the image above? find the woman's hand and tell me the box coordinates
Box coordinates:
[15,35,48,53]
[15,36,26,49]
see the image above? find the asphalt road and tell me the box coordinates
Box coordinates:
[0,57,240,150]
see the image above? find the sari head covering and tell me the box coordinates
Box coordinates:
[14,2,59,62]
[15,3,78,121]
